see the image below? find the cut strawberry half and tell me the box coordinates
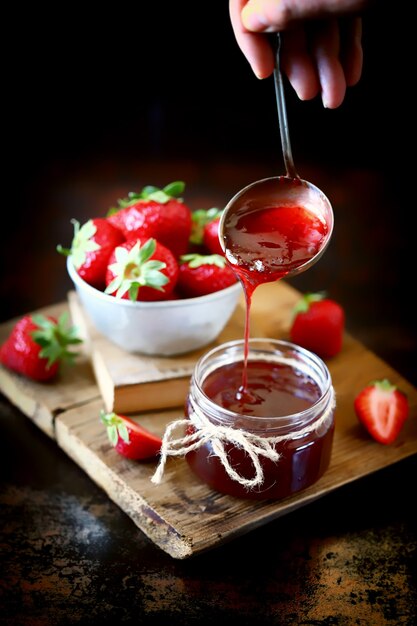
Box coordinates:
[354,379,409,445]
[100,411,162,460]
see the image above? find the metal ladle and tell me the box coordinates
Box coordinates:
[219,34,334,277]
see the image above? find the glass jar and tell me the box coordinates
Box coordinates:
[185,338,335,500]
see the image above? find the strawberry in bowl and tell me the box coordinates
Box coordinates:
[63,182,243,355]
[108,181,192,258]
[57,218,125,289]
[105,238,179,302]
[178,253,237,298]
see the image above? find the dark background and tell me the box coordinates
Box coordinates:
[1,1,415,383]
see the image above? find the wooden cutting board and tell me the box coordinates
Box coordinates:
[1,282,417,559]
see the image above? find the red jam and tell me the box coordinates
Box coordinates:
[224,202,328,295]
[186,352,334,500]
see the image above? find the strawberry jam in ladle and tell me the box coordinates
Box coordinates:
[219,33,334,300]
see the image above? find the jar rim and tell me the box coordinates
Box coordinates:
[192,338,333,428]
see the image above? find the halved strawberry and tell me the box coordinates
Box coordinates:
[290,292,345,359]
[100,410,162,460]
[57,218,125,288]
[0,313,82,381]
[354,379,410,445]
[178,253,237,298]
[108,181,192,258]
[105,238,178,301]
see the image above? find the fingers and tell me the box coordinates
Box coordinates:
[311,19,347,108]
[229,0,364,107]
[229,0,275,78]
[280,28,321,101]
[341,17,363,86]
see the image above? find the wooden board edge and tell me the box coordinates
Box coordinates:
[169,441,417,557]
[0,367,55,438]
[55,410,195,559]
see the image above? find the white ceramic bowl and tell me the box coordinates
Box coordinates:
[67,257,242,356]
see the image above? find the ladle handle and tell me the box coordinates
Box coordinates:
[273,33,298,179]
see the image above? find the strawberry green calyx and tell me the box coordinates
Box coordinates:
[293,292,326,315]
[100,410,130,446]
[371,379,397,393]
[31,312,83,368]
[190,208,223,244]
[108,181,185,214]
[180,253,227,269]
[105,239,168,301]
[57,219,100,269]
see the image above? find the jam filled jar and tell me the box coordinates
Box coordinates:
[185,339,335,500]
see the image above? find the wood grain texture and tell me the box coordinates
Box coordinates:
[0,302,101,437]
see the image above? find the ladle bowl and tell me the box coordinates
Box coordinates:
[219,174,334,279]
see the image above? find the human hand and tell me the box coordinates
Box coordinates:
[229,0,365,108]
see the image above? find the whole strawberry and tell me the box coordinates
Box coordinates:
[178,253,237,298]
[0,313,82,381]
[100,410,162,460]
[108,181,192,258]
[190,208,224,255]
[105,238,179,301]
[354,379,409,445]
[58,218,125,288]
[290,292,345,359]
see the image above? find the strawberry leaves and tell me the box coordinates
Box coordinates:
[100,410,130,446]
[108,181,185,214]
[31,312,82,368]
[57,219,100,269]
[292,292,326,316]
[190,208,222,244]
[180,253,227,269]
[105,238,169,300]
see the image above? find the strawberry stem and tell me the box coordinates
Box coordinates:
[371,379,397,392]
[190,208,222,244]
[180,253,226,269]
[100,410,130,446]
[105,239,169,300]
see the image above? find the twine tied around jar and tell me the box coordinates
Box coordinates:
[151,387,335,490]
